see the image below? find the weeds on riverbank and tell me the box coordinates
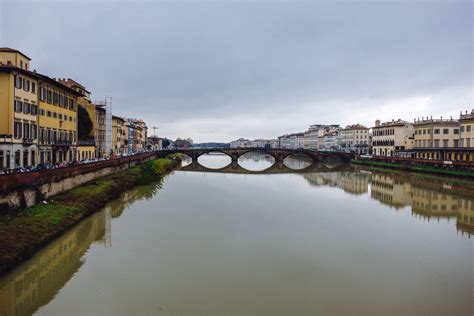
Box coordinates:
[0,156,180,275]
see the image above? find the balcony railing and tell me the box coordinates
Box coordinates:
[78,140,96,146]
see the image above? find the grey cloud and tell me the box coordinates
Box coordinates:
[1,0,471,141]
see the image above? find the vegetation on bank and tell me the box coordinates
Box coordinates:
[351,159,474,179]
[0,155,181,275]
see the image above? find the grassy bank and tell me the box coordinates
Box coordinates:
[351,159,474,179]
[0,155,181,275]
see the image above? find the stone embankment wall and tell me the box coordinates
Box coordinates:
[0,152,161,212]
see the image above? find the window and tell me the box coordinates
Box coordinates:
[454,140,459,148]
[443,139,448,147]
[23,122,30,139]
[434,129,440,134]
[14,100,23,112]
[53,92,59,105]
[23,78,28,91]
[47,90,52,103]
[23,102,30,114]
[0,150,3,168]
[47,111,52,117]
[461,126,465,132]
[23,150,28,167]
[467,139,471,147]
[31,82,36,93]
[31,104,37,115]
[14,150,20,167]
[434,140,440,148]
[443,129,449,134]
[53,112,57,118]
[40,87,46,101]
[31,124,37,139]
[454,129,459,135]
[14,121,22,138]
[467,125,472,132]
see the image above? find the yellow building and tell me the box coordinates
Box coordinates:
[56,78,97,161]
[37,74,81,164]
[112,115,126,156]
[0,48,39,169]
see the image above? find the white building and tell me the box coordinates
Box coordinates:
[372,119,414,157]
[278,133,304,149]
[323,131,342,151]
[229,138,250,148]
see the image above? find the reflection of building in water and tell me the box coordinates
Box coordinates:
[303,172,369,195]
[411,189,474,237]
[411,187,459,219]
[456,198,474,237]
[370,174,412,209]
[0,211,107,316]
[340,172,369,195]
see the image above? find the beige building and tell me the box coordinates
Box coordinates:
[413,117,460,160]
[112,115,126,155]
[372,119,414,157]
[460,109,474,156]
[340,124,370,154]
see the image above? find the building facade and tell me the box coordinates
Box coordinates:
[372,119,414,157]
[37,74,80,165]
[340,124,370,154]
[0,48,39,169]
[278,133,304,149]
[112,116,126,155]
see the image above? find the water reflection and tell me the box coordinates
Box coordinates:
[238,152,274,171]
[197,152,231,169]
[283,154,313,170]
[0,211,108,316]
[0,154,472,315]
[302,170,474,237]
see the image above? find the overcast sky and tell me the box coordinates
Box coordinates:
[0,0,472,142]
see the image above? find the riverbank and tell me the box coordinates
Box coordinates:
[351,159,474,179]
[0,155,181,275]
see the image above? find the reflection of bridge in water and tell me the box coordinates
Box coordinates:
[180,160,352,174]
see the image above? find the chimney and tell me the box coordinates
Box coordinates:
[375,119,381,127]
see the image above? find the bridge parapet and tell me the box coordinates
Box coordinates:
[165,147,354,164]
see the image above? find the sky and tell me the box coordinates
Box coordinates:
[0,0,472,142]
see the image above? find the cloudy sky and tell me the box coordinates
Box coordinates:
[0,0,472,142]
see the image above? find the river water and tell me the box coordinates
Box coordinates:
[0,153,472,316]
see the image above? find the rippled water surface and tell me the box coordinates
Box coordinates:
[0,154,472,316]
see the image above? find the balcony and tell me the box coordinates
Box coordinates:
[78,140,96,146]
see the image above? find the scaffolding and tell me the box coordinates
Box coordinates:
[95,97,112,156]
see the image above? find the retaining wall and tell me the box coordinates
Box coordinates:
[0,152,160,212]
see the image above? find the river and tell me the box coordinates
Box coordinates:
[0,153,472,315]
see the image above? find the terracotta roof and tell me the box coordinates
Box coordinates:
[0,47,31,60]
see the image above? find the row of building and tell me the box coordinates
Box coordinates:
[0,48,154,170]
[232,112,474,162]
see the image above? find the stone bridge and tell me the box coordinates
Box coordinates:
[165,148,354,164]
